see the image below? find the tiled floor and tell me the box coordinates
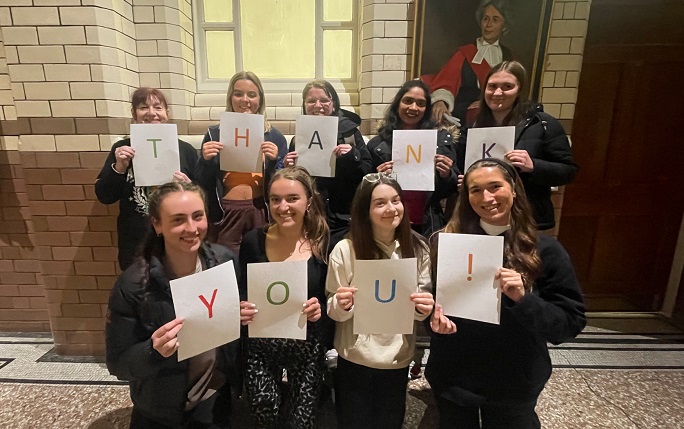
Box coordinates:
[1,314,683,428]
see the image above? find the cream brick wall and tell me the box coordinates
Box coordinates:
[541,0,592,120]
[358,0,414,134]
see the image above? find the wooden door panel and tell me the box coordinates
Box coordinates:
[559,56,684,311]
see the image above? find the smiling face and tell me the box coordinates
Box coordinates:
[467,166,515,226]
[484,70,520,117]
[304,87,334,116]
[480,4,506,44]
[269,178,310,230]
[231,79,261,114]
[369,184,404,239]
[132,96,168,124]
[152,191,207,256]
[398,86,427,129]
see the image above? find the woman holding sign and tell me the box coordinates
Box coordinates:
[195,71,288,253]
[106,181,239,428]
[326,173,434,429]
[238,166,330,429]
[367,80,460,237]
[426,158,585,428]
[461,60,578,230]
[283,79,373,237]
[95,87,198,270]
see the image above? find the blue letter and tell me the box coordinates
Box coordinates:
[375,279,396,303]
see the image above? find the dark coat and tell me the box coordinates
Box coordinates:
[367,128,460,236]
[105,243,239,427]
[458,106,578,230]
[194,125,288,224]
[95,138,198,270]
[425,234,586,406]
[289,110,373,233]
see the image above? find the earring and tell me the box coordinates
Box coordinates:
[157,232,162,237]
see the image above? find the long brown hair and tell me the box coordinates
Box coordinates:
[474,60,530,128]
[349,173,426,260]
[268,166,329,262]
[440,159,540,289]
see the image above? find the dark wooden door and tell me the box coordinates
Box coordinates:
[557,0,684,311]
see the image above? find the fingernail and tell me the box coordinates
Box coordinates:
[253,309,258,314]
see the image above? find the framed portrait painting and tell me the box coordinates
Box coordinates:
[412,0,553,124]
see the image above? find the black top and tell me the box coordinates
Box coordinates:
[238,227,333,345]
[425,234,586,405]
[288,113,373,233]
[459,105,579,230]
[105,243,238,427]
[95,138,199,270]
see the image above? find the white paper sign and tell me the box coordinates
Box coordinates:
[392,130,437,191]
[219,112,265,173]
[353,258,417,335]
[130,123,180,186]
[247,260,308,340]
[170,262,241,361]
[295,115,338,177]
[436,233,504,325]
[464,126,515,171]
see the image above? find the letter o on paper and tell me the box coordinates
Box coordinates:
[266,281,290,305]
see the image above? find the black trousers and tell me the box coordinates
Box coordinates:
[129,392,228,429]
[334,357,409,429]
[435,394,541,429]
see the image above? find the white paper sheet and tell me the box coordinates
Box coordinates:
[170,262,241,361]
[436,233,504,325]
[130,123,180,186]
[353,258,417,335]
[392,130,437,191]
[295,115,338,177]
[464,126,515,171]
[247,260,308,340]
[219,112,265,173]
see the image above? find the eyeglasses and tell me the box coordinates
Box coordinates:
[305,98,332,106]
[362,171,396,185]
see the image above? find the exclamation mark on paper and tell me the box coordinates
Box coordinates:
[467,254,473,281]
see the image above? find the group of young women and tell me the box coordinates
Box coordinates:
[102,61,585,429]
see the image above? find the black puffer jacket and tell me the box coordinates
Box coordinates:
[105,243,239,427]
[367,128,460,236]
[289,109,373,233]
[458,105,578,230]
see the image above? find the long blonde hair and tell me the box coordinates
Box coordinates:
[226,71,272,132]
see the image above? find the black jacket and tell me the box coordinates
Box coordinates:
[95,138,198,270]
[367,128,460,236]
[459,106,578,230]
[194,125,288,224]
[106,243,239,427]
[425,234,586,405]
[289,111,373,233]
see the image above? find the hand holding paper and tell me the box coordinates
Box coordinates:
[261,141,279,161]
[151,317,183,358]
[302,297,321,322]
[202,141,223,161]
[335,286,357,311]
[496,267,525,302]
[505,149,533,172]
[430,305,457,334]
[240,301,258,325]
[410,291,434,316]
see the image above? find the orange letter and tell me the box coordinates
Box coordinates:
[406,145,422,163]
[234,128,250,147]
